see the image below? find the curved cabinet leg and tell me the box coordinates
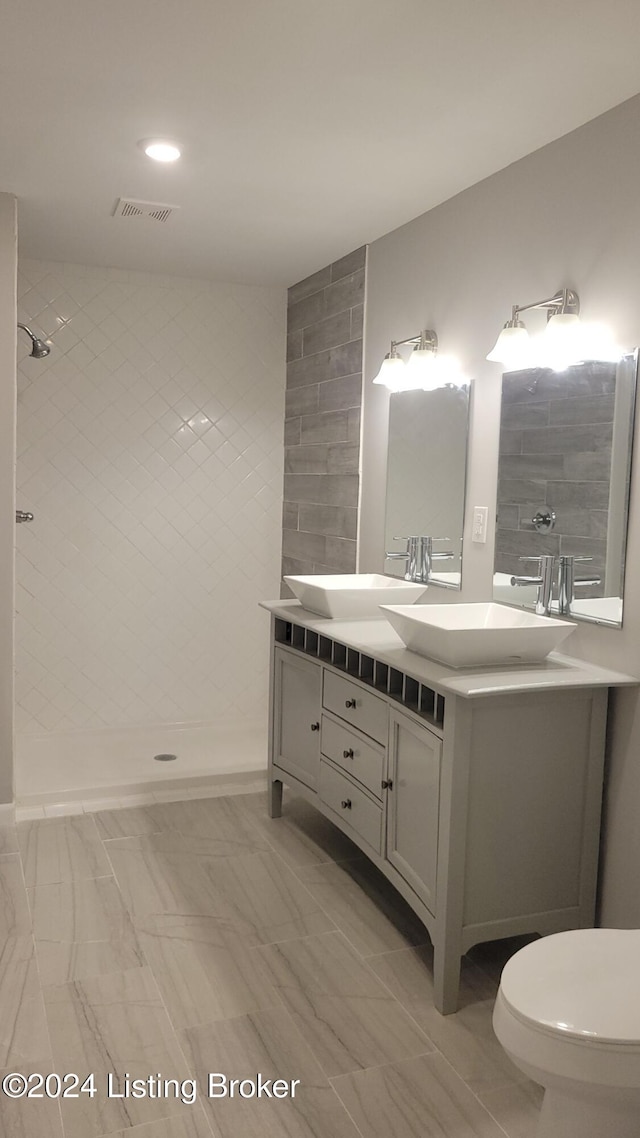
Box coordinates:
[268,777,283,818]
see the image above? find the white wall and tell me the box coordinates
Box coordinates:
[360,93,640,927]
[0,195,17,805]
[16,260,285,735]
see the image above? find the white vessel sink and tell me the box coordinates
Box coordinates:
[284,574,428,619]
[380,602,576,667]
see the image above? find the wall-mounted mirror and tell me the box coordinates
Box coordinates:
[493,352,637,626]
[384,386,470,588]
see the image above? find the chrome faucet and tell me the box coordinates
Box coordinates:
[510,554,556,616]
[557,555,602,615]
[385,535,455,584]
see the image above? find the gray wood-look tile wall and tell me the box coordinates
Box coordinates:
[281,247,366,592]
[496,362,615,596]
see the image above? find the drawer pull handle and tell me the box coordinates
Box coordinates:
[381,778,393,790]
[343,748,354,760]
[310,722,320,732]
[345,698,357,709]
[341,798,352,809]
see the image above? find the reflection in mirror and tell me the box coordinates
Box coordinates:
[384,386,470,589]
[493,352,637,626]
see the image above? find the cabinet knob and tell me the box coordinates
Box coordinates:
[381,778,393,790]
[310,722,320,732]
[343,748,354,759]
[341,799,352,809]
[345,698,357,709]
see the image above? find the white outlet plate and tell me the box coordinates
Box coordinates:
[472,506,488,544]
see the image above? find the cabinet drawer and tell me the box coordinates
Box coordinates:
[321,714,384,799]
[319,761,382,853]
[323,671,388,744]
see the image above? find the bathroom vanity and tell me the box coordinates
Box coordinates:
[261,599,637,1014]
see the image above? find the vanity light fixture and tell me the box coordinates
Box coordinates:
[372,343,407,391]
[139,138,182,162]
[487,287,581,370]
[373,329,465,391]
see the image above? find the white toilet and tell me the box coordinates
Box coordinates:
[493,929,640,1137]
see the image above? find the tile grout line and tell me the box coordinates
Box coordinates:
[428,1049,515,1138]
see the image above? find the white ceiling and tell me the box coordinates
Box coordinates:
[3,0,640,286]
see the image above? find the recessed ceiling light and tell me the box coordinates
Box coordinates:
[139,139,181,163]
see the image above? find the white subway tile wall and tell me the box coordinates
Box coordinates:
[15,260,286,734]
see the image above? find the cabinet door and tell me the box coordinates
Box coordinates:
[274,648,322,791]
[386,709,442,914]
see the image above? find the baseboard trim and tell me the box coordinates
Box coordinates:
[0,802,15,826]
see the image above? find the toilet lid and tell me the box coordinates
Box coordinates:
[499,929,640,1045]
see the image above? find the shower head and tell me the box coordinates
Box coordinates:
[17,322,51,359]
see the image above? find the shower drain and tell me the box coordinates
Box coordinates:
[154,753,177,762]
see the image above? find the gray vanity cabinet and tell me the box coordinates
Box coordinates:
[386,708,441,915]
[273,647,321,791]
[264,602,635,1015]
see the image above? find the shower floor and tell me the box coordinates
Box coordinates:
[15,719,267,815]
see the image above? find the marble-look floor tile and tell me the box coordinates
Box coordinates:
[0,1061,64,1137]
[103,836,218,920]
[197,851,335,945]
[93,803,169,841]
[369,944,524,1093]
[95,1112,214,1138]
[0,854,33,939]
[135,913,283,1030]
[97,795,270,859]
[30,875,145,987]
[44,966,190,1138]
[332,1052,507,1137]
[296,858,429,956]
[257,930,432,1078]
[0,823,19,855]
[183,1004,362,1138]
[0,937,50,1067]
[152,796,271,858]
[106,832,188,854]
[478,1080,545,1138]
[18,815,111,889]
[245,794,361,868]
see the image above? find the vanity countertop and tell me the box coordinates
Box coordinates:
[260,599,638,699]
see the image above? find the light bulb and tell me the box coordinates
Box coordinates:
[139,139,182,163]
[405,348,438,390]
[539,312,582,370]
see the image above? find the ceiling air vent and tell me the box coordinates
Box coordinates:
[113,198,179,223]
